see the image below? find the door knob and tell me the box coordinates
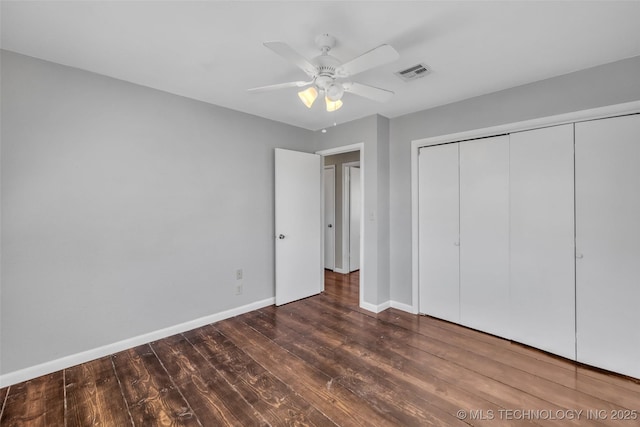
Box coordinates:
[454,241,460,246]
[576,253,584,259]
[278,234,285,240]
[328,224,333,228]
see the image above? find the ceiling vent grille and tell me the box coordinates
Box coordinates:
[395,63,431,82]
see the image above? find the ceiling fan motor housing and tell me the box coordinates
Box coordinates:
[313,55,340,78]
[312,54,342,98]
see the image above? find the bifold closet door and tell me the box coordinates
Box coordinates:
[510,124,576,359]
[575,114,640,379]
[459,135,510,339]
[418,143,460,322]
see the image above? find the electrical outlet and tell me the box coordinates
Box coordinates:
[235,282,243,295]
[236,269,243,280]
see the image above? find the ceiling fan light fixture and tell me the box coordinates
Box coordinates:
[325,97,343,112]
[326,83,344,102]
[298,86,318,108]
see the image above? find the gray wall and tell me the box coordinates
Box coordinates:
[0,50,312,374]
[323,151,360,271]
[389,55,640,305]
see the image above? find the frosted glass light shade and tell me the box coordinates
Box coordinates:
[325,97,343,112]
[326,83,344,102]
[298,87,318,108]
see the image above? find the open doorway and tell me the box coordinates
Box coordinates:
[316,142,366,307]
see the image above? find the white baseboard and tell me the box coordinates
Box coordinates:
[332,267,349,274]
[390,300,418,314]
[360,300,417,315]
[360,300,391,313]
[0,297,275,388]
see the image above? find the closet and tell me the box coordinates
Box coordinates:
[418,113,640,378]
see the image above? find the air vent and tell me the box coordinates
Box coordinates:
[395,63,431,82]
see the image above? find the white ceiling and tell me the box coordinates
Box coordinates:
[2,1,640,131]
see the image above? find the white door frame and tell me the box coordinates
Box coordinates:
[317,143,365,308]
[342,161,360,273]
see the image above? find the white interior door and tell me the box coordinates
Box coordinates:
[324,166,335,270]
[459,135,510,339]
[349,166,361,272]
[509,124,576,359]
[418,143,460,323]
[275,148,323,306]
[575,114,640,379]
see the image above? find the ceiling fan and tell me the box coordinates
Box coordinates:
[248,34,399,112]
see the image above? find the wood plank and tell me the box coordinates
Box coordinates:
[300,301,624,424]
[64,356,132,427]
[384,307,640,393]
[185,324,337,427]
[379,306,640,397]
[111,344,201,427]
[216,317,400,427]
[150,333,264,426]
[244,309,470,427]
[267,302,542,427]
[298,298,620,426]
[280,302,511,423]
[378,307,640,410]
[0,372,64,427]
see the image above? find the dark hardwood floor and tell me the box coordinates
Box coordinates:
[1,270,639,426]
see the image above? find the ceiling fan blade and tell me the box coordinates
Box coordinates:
[264,41,317,77]
[247,81,312,93]
[336,44,399,77]
[343,82,394,103]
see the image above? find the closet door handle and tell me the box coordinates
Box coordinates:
[454,242,460,246]
[576,253,584,259]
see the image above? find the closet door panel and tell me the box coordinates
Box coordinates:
[575,114,640,379]
[459,135,510,338]
[418,144,460,322]
[510,124,576,360]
